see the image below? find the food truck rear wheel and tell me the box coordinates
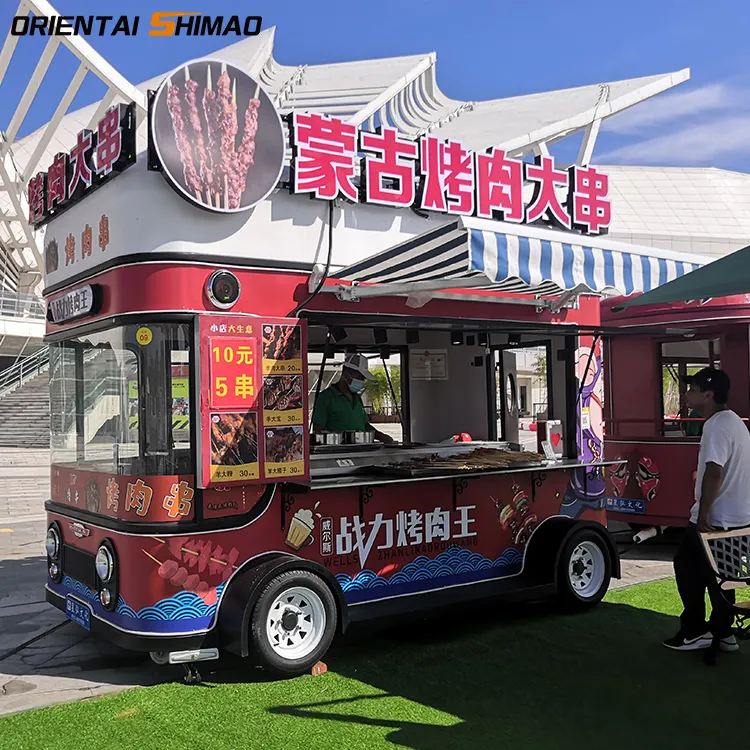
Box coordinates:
[250,570,337,677]
[557,530,611,609]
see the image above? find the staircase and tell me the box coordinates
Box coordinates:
[0,349,51,448]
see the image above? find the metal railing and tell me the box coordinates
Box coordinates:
[0,345,49,398]
[0,288,45,320]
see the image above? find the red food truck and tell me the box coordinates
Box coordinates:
[602,293,750,530]
[34,57,700,680]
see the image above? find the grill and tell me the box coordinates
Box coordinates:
[62,544,97,590]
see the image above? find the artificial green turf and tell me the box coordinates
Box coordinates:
[1,578,747,750]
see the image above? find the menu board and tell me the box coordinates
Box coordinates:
[198,316,309,488]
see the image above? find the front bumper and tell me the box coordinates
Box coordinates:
[46,585,216,653]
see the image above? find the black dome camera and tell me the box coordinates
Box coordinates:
[206,270,241,309]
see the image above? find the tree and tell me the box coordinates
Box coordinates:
[365,365,401,415]
[533,352,547,380]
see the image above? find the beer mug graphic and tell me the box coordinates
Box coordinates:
[285,508,315,550]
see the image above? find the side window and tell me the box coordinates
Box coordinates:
[84,346,139,469]
[171,350,190,449]
[660,338,719,437]
[49,344,78,466]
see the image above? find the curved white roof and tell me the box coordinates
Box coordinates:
[0,2,691,278]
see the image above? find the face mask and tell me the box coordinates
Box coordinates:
[349,378,366,394]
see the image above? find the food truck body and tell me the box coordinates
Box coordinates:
[44,260,620,675]
[602,294,750,528]
[36,57,715,677]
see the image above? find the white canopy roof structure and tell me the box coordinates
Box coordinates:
[0,1,690,284]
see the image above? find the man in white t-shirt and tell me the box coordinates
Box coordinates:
[664,368,750,652]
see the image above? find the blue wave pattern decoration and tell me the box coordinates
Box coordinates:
[336,546,523,594]
[62,575,98,602]
[55,576,219,635]
[116,583,225,622]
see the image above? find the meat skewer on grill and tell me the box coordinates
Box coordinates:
[217,63,238,210]
[184,66,211,207]
[166,78,202,202]
[233,81,261,207]
[202,65,223,208]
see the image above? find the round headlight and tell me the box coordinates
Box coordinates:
[49,563,59,579]
[95,546,114,583]
[45,526,60,559]
[100,588,112,608]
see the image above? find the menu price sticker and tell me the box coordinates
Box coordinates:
[263,426,305,479]
[262,374,304,427]
[262,324,302,376]
[209,412,260,484]
[210,464,260,482]
[209,337,257,410]
[264,410,303,427]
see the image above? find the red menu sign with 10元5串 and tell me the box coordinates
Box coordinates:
[199,316,309,488]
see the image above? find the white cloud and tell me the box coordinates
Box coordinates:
[603,83,733,134]
[598,115,750,165]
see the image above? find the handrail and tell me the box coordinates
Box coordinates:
[0,345,49,398]
[0,288,45,320]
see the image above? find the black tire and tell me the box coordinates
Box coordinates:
[250,569,337,677]
[557,529,612,610]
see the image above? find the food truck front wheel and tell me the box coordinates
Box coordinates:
[249,570,338,677]
[557,530,612,609]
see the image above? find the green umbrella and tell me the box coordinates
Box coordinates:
[612,244,750,311]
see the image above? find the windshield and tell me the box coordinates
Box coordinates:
[49,322,193,476]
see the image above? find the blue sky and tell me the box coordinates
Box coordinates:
[1,0,749,171]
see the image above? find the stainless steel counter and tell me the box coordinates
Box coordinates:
[309,441,513,478]
[304,458,619,492]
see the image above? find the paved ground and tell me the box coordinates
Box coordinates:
[0,450,677,717]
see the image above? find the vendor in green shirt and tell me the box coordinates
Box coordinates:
[312,354,395,443]
[683,408,704,437]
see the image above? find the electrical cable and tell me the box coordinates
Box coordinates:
[290,199,335,317]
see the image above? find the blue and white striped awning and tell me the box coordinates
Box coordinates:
[338,217,711,298]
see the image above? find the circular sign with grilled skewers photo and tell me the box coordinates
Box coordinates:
[150,58,285,213]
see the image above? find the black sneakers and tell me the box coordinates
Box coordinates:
[663,630,713,650]
[662,630,740,652]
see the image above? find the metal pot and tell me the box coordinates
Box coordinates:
[313,432,343,446]
[344,430,375,444]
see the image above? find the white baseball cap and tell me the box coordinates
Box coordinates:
[342,353,376,381]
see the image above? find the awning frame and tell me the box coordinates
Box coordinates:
[320,216,712,311]
[309,268,585,312]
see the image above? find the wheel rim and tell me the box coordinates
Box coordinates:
[568,541,606,598]
[265,585,327,660]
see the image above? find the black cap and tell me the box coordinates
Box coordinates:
[681,367,731,396]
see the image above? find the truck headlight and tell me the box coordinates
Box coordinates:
[45,525,60,559]
[95,545,114,583]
